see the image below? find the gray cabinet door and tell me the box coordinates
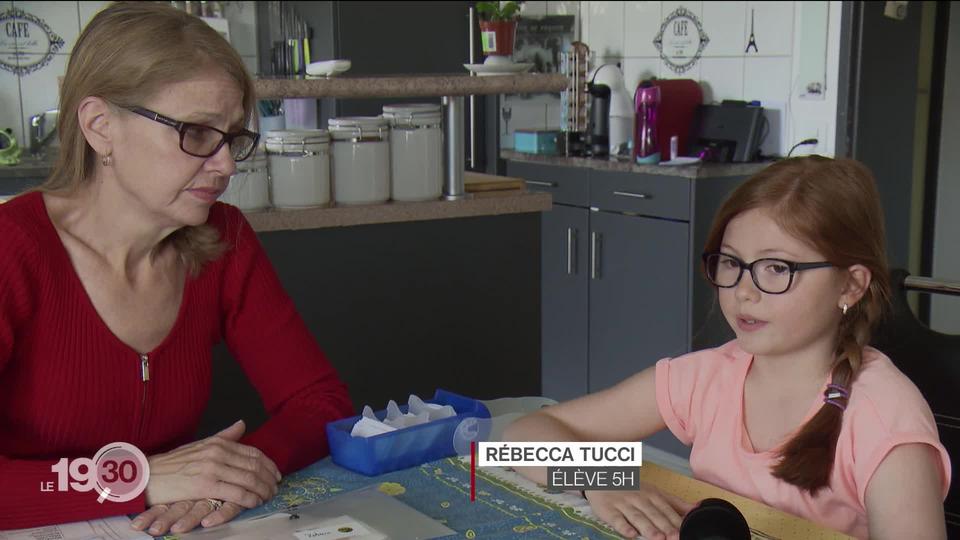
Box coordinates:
[541,204,590,401]
[588,211,691,455]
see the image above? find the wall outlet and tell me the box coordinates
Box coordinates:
[790,121,831,157]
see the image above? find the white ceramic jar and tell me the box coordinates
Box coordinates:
[382,104,443,202]
[264,129,331,208]
[221,151,269,211]
[328,116,391,205]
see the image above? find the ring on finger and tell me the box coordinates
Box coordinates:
[205,498,225,511]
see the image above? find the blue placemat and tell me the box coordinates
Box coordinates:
[239,457,619,539]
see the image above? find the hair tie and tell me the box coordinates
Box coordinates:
[824,399,847,411]
[824,383,850,410]
[825,383,850,398]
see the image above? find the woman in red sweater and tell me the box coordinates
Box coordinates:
[0,2,353,534]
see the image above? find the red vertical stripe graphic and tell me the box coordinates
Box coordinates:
[470,440,476,502]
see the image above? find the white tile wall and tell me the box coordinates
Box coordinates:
[12,1,80,54]
[743,55,791,103]
[745,1,794,56]
[622,57,660,91]
[0,0,15,55]
[77,1,109,31]
[521,1,549,18]
[500,97,549,149]
[623,1,661,57]
[699,57,744,102]
[583,1,625,58]
[661,1,702,22]
[659,57,701,80]
[223,1,258,57]
[547,0,579,17]
[702,0,746,57]
[0,1,259,154]
[17,53,68,142]
[0,67,23,150]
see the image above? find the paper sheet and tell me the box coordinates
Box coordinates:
[0,516,150,540]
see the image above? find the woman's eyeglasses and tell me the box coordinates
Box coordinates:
[125,106,259,161]
[702,252,834,294]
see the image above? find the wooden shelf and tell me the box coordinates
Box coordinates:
[254,73,567,99]
[245,191,551,232]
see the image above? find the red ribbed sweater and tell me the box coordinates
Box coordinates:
[0,192,353,529]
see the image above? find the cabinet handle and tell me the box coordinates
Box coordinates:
[566,227,577,275]
[526,180,558,188]
[591,232,601,280]
[613,190,651,199]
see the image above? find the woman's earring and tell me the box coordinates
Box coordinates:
[101,153,113,166]
[842,303,849,315]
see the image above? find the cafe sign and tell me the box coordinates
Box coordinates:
[0,7,65,76]
[653,7,709,75]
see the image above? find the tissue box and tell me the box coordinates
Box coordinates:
[514,130,560,155]
[326,389,490,476]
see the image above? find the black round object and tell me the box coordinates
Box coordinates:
[679,498,752,540]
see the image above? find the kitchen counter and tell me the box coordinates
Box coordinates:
[1,154,54,180]
[255,73,568,99]
[501,150,771,179]
[245,190,550,232]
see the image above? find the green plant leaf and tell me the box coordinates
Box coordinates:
[500,2,520,20]
[476,1,498,18]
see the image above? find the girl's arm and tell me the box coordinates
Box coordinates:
[503,365,665,485]
[865,443,947,540]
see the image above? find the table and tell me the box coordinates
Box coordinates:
[236,456,853,540]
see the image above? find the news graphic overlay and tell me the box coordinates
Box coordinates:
[47,442,150,503]
[476,442,643,492]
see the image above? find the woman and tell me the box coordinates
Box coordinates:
[0,2,353,535]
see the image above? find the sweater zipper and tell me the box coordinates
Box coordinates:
[138,353,150,440]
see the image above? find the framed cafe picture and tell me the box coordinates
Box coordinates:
[653,6,709,75]
[0,7,65,75]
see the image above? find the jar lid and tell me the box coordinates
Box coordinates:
[328,116,389,141]
[264,129,330,144]
[327,116,388,130]
[383,104,442,127]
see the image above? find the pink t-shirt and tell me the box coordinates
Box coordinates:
[655,340,951,539]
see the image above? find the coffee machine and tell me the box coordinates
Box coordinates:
[587,83,611,157]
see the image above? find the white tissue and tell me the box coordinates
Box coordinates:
[350,416,397,438]
[408,394,456,421]
[350,394,457,437]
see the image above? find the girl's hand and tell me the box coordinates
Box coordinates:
[131,499,243,536]
[585,485,694,539]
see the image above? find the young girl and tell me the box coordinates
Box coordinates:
[505,157,950,539]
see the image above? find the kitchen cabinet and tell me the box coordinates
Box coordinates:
[508,157,761,458]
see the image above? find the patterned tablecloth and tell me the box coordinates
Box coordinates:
[238,456,620,540]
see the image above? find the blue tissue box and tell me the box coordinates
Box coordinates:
[514,130,560,155]
[326,389,491,476]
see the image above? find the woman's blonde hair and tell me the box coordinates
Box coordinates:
[41,1,255,274]
[703,156,891,493]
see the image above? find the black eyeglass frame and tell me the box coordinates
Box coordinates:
[125,106,260,161]
[701,252,834,295]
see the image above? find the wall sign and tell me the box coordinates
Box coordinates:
[0,7,65,76]
[653,7,709,75]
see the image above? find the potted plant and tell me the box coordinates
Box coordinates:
[476,1,522,59]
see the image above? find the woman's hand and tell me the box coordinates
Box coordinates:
[144,420,282,510]
[131,499,243,536]
[585,485,694,540]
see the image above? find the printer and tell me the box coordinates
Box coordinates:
[688,102,765,163]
